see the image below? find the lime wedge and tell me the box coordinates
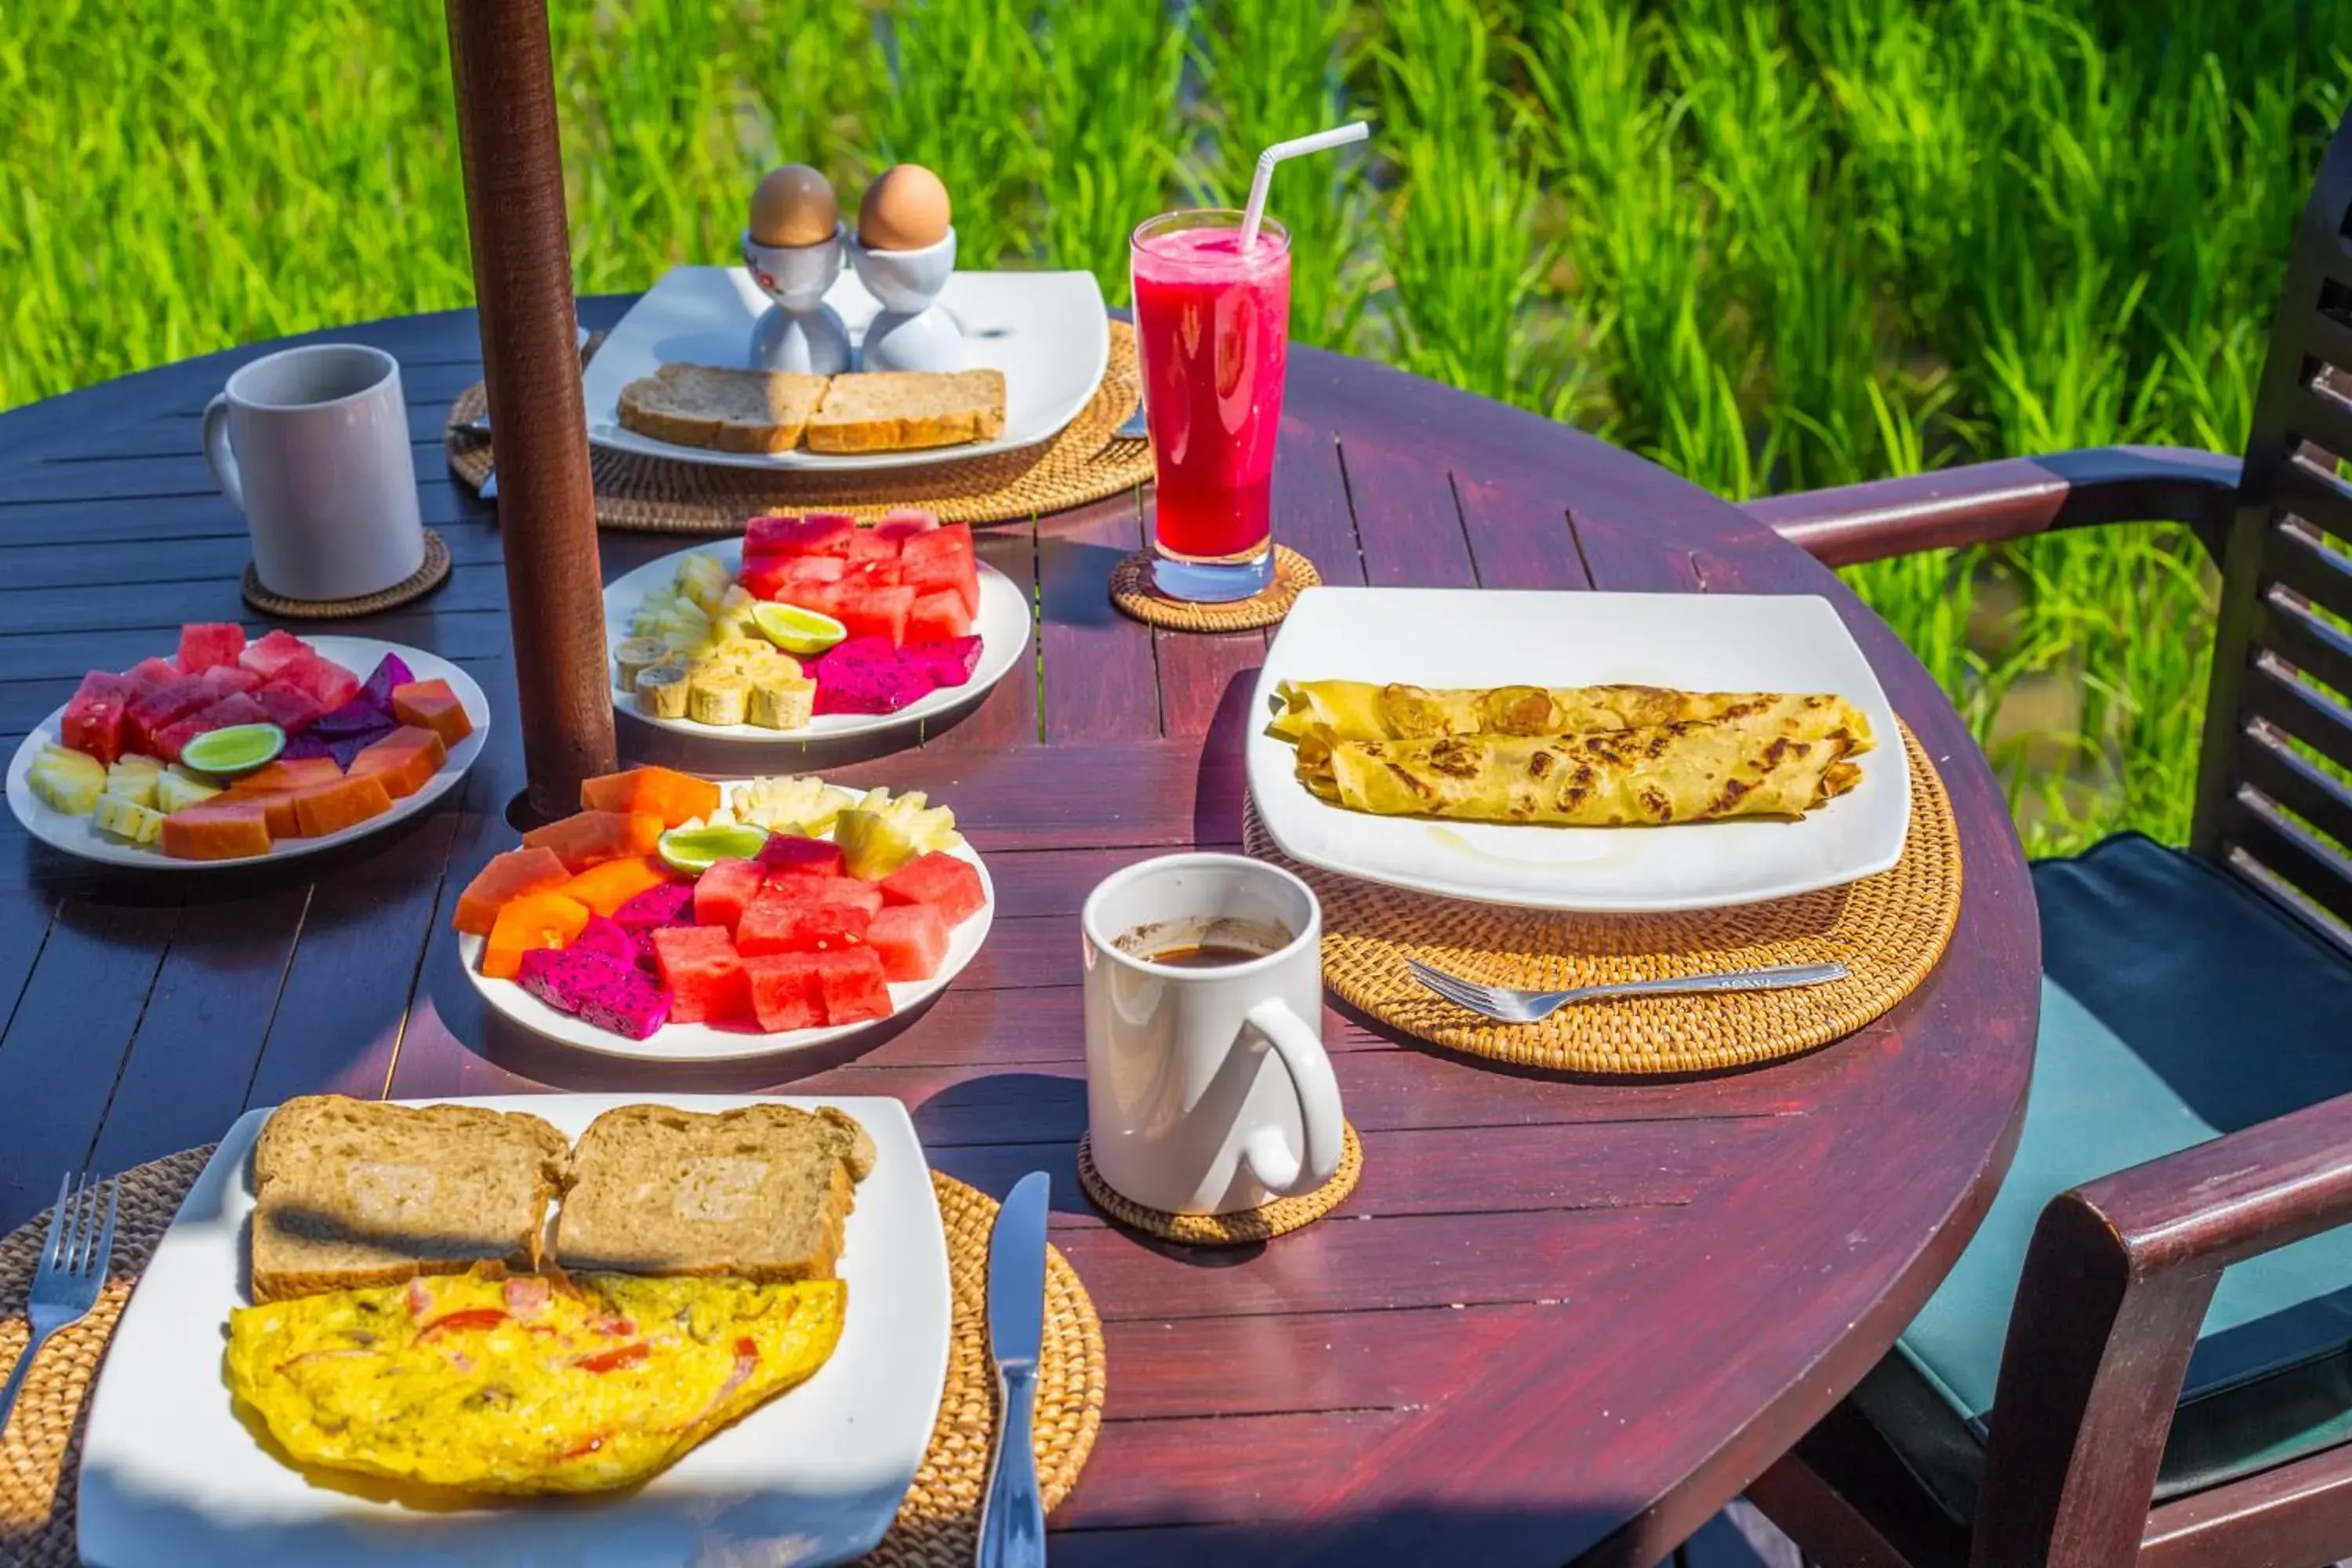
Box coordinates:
[659,822,771,875]
[180,723,286,778]
[751,601,848,656]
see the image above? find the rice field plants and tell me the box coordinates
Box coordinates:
[3,0,2348,853]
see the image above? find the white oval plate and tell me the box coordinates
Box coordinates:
[605,535,1031,743]
[5,635,490,871]
[580,265,1109,471]
[462,826,993,1063]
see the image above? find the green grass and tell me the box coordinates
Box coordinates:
[4,0,2348,855]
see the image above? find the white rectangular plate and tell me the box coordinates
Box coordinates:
[1247,588,1909,913]
[582,265,1109,471]
[80,1094,952,1568]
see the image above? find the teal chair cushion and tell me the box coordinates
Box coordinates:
[1850,832,2352,1521]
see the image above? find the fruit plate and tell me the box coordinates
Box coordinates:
[460,840,995,1064]
[78,1094,952,1568]
[604,535,1031,743]
[580,264,1109,471]
[5,636,490,871]
[1247,587,1910,913]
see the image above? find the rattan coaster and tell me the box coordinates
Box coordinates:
[0,1150,1104,1568]
[239,529,451,620]
[1076,1122,1363,1245]
[445,325,1155,532]
[1109,544,1320,632]
[1243,727,1963,1075]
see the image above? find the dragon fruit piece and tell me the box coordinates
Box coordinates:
[517,947,627,1015]
[281,734,333,760]
[575,966,671,1040]
[358,653,416,713]
[812,648,939,715]
[613,882,696,936]
[571,915,639,967]
[309,695,401,742]
[902,636,982,687]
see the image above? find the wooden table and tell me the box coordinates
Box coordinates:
[0,297,2038,1567]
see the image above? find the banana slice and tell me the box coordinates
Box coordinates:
[746,673,816,731]
[613,636,669,690]
[687,667,751,726]
[635,662,691,720]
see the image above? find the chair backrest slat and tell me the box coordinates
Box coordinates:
[2191,109,2352,947]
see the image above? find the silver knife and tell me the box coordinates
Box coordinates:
[976,1171,1050,1568]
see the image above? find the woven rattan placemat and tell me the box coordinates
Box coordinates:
[241,529,452,619]
[445,325,1153,532]
[0,1150,1104,1568]
[1076,1122,1363,1246]
[1109,545,1321,633]
[1243,726,1962,1074]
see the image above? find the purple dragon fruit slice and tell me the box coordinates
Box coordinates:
[570,915,639,968]
[307,696,401,743]
[575,965,671,1040]
[281,734,333,760]
[517,946,630,1016]
[358,652,416,713]
[613,882,695,935]
[814,652,939,715]
[902,636,982,687]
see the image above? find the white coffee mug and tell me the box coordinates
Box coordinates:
[1080,853,1344,1214]
[202,343,426,601]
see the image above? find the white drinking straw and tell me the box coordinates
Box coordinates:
[1238,121,1370,252]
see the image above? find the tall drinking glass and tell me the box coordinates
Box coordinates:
[1130,210,1291,602]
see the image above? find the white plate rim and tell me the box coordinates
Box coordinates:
[582,266,1109,472]
[5,635,491,871]
[604,535,1031,744]
[77,1092,952,1568]
[1244,586,1911,913]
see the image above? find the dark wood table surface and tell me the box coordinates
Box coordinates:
[0,296,2038,1566]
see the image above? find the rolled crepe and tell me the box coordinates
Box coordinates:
[1269,680,1874,754]
[1298,721,1862,825]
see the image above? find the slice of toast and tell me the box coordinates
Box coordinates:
[554,1102,876,1280]
[618,364,829,453]
[803,370,1008,454]
[250,1096,569,1301]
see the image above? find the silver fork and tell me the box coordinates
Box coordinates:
[1404,957,1848,1024]
[0,1173,117,1436]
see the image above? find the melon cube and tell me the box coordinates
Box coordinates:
[61,671,134,764]
[755,834,844,877]
[735,885,870,956]
[847,529,902,567]
[189,690,271,732]
[692,857,767,933]
[808,948,893,1025]
[879,851,986,927]
[238,629,314,681]
[455,846,574,935]
[743,953,829,1033]
[124,657,181,695]
[649,924,752,1024]
[809,877,884,917]
[274,653,361,713]
[124,677,216,756]
[907,590,974,644]
[867,902,949,982]
[176,623,248,674]
[251,681,326,735]
[901,522,975,573]
[833,584,916,648]
[873,508,940,542]
[744,514,854,557]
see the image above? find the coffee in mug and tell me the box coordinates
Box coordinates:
[1116,914,1295,971]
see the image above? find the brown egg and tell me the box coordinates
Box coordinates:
[748,165,839,249]
[858,165,952,251]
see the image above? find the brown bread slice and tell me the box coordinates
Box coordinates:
[617,364,829,453]
[554,1102,876,1280]
[250,1096,569,1301]
[804,369,1007,453]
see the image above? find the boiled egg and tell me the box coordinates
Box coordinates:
[748,165,840,249]
[858,165,952,251]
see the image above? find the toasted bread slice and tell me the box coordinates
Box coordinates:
[554,1102,875,1280]
[618,364,829,453]
[804,370,1007,454]
[250,1096,569,1301]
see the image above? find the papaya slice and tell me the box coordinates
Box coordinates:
[390,679,474,749]
[291,773,394,837]
[578,765,721,829]
[483,891,591,980]
[161,800,273,861]
[455,847,572,936]
[556,855,677,918]
[522,810,664,872]
[348,725,448,799]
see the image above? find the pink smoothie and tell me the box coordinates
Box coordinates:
[1131,222,1291,561]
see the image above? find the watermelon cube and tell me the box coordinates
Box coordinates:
[176,623,248,674]
[808,948,893,1025]
[867,902,949,982]
[693,857,767,933]
[238,629,314,681]
[741,554,845,602]
[810,878,884,917]
[742,953,829,1033]
[125,657,181,695]
[649,924,751,1025]
[906,590,974,644]
[847,529,902,568]
[874,509,940,542]
[735,885,870,956]
[190,691,271,733]
[879,851,986,927]
[833,583,916,648]
[60,672,134,764]
[250,681,326,734]
[755,834,844,877]
[744,514,854,557]
[274,652,361,713]
[124,677,217,757]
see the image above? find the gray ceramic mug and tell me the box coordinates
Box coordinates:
[202,343,425,601]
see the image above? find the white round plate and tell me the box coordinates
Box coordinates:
[5,635,490,871]
[461,836,993,1063]
[604,535,1031,742]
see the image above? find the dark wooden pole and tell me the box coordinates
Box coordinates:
[445,0,617,818]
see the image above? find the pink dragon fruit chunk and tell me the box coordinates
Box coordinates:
[571,916,639,967]
[613,881,696,935]
[515,947,673,1040]
[811,637,940,714]
[576,965,671,1040]
[517,947,626,1014]
[902,636,982,686]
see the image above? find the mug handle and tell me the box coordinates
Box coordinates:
[1236,999,1345,1196]
[201,394,244,513]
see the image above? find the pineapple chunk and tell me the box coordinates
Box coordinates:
[833,788,962,877]
[105,754,166,808]
[154,768,223,813]
[733,774,857,836]
[92,792,165,845]
[677,554,731,614]
[28,746,107,815]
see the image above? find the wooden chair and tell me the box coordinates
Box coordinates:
[1736,109,2352,1568]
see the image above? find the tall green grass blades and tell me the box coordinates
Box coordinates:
[1033,0,1185,302]
[873,0,1044,268]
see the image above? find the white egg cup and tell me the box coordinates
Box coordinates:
[743,226,853,376]
[846,227,967,373]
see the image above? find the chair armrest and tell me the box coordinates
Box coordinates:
[1967,1091,2352,1568]
[1744,446,2241,568]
